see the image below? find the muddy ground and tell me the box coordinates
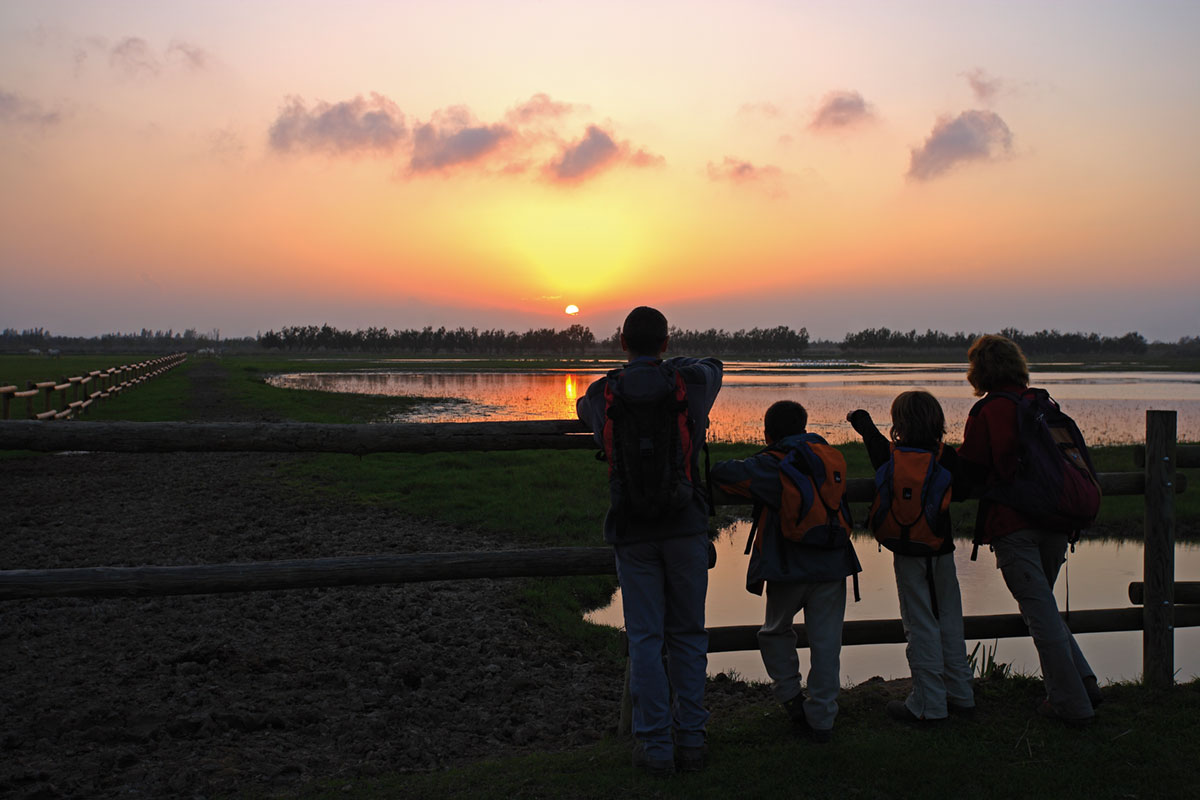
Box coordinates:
[1,365,767,798]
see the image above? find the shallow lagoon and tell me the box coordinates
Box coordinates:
[270,361,1200,683]
[268,361,1200,445]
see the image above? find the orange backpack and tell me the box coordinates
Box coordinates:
[869,445,953,556]
[742,434,853,552]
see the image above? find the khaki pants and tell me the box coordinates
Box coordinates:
[894,552,975,719]
[757,579,846,731]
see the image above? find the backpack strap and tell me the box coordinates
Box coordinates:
[744,502,763,555]
[851,572,860,603]
[703,442,715,516]
[925,555,939,619]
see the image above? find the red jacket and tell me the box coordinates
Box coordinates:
[957,384,1034,542]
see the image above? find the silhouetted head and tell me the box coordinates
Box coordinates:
[889,390,946,447]
[764,400,808,444]
[966,334,1029,396]
[621,306,669,357]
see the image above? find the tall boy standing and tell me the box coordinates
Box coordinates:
[576,306,723,775]
[710,400,861,742]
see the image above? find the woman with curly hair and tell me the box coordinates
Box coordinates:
[959,334,1102,727]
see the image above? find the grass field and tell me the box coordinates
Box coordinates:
[6,352,1199,798]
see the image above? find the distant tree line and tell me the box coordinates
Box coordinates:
[258,324,596,354]
[0,327,244,353]
[839,327,1149,356]
[601,325,810,356]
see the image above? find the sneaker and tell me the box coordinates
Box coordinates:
[1036,699,1094,729]
[887,700,947,724]
[783,696,832,743]
[1083,676,1104,708]
[675,743,708,773]
[632,743,675,777]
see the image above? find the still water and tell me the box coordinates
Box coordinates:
[268,361,1200,445]
[270,361,1200,684]
[585,526,1200,686]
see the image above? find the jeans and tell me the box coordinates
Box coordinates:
[614,534,710,761]
[757,579,846,731]
[993,528,1095,719]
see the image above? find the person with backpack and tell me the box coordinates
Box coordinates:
[847,391,976,723]
[576,306,722,776]
[710,400,862,743]
[958,334,1103,727]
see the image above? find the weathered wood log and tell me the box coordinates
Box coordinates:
[1129,581,1200,605]
[707,605,1200,653]
[0,547,618,600]
[1134,444,1200,469]
[1143,410,1176,688]
[0,419,596,454]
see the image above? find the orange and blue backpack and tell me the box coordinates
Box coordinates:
[870,445,954,557]
[744,433,854,552]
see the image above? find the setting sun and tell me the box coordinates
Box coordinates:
[565,304,580,316]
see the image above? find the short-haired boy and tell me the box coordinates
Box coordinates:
[710,400,861,742]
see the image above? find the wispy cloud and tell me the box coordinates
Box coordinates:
[545,125,662,184]
[706,156,786,197]
[505,93,578,124]
[409,106,511,172]
[268,93,408,155]
[809,90,875,131]
[907,110,1013,181]
[109,37,161,78]
[962,68,1003,103]
[166,40,210,71]
[0,89,63,128]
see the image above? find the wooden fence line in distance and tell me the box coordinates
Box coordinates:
[0,353,188,421]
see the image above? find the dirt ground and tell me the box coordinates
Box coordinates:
[1,364,766,798]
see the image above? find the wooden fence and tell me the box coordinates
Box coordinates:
[0,353,188,421]
[0,410,1193,693]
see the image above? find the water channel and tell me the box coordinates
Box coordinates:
[270,361,1200,684]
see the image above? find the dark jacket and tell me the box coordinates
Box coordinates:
[576,355,723,545]
[710,432,861,595]
[847,409,965,555]
[956,385,1035,543]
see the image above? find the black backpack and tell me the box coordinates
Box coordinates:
[601,364,699,523]
[973,388,1101,556]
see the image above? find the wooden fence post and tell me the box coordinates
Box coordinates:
[1143,410,1176,689]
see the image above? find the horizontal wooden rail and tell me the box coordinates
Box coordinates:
[0,419,595,455]
[0,547,617,600]
[0,420,1187,499]
[707,605,1200,652]
[1134,444,1200,469]
[1128,581,1200,605]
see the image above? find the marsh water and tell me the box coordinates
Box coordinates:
[270,361,1200,683]
[269,361,1200,445]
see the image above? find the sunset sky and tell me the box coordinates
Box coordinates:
[2,1,1197,341]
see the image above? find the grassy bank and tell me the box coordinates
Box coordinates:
[291,675,1200,800]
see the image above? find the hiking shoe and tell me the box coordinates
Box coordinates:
[887,700,944,724]
[632,743,675,777]
[1083,676,1104,708]
[784,697,832,743]
[1036,699,1094,729]
[675,744,708,773]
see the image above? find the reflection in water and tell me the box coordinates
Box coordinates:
[268,364,1200,445]
[584,524,1200,685]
